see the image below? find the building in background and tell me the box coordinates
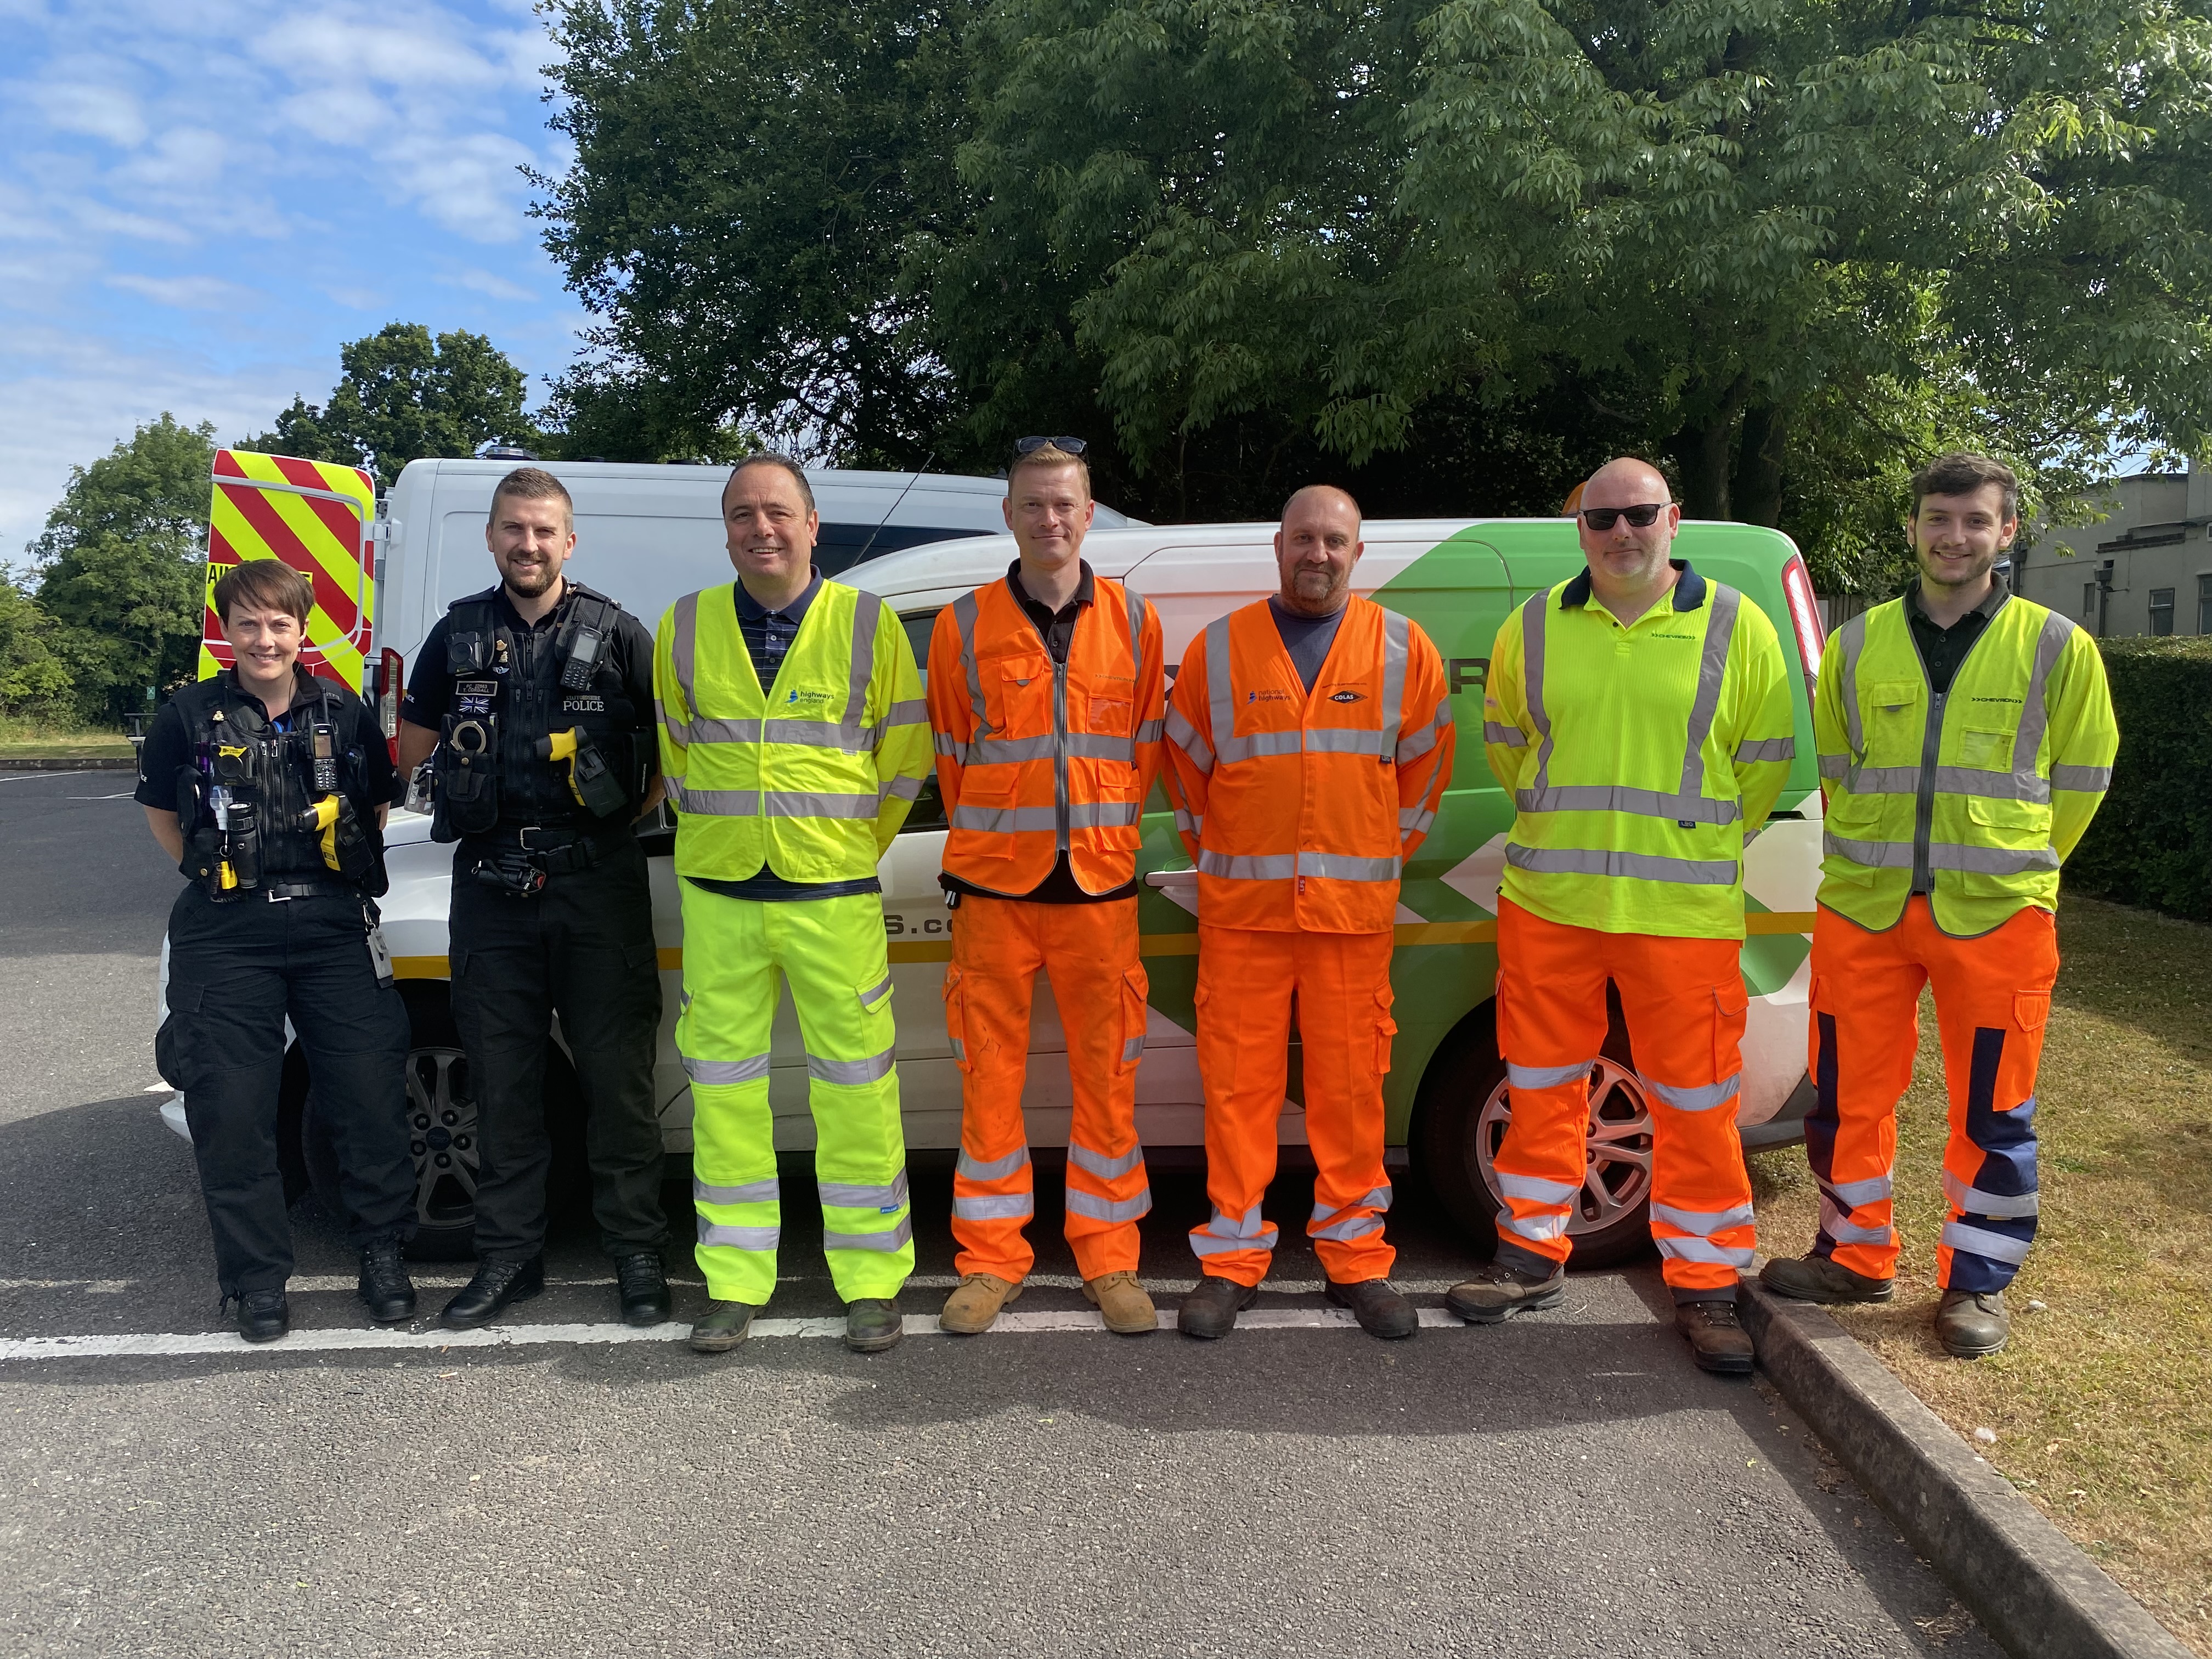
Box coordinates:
[2013,462,2211,639]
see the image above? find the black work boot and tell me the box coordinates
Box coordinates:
[1935,1288,2009,1358]
[613,1253,670,1328]
[1444,1258,1567,1324]
[233,1289,290,1345]
[1178,1275,1259,1340]
[1325,1278,1419,1340]
[1675,1299,1755,1376]
[439,1256,545,1329]
[845,1297,905,1353]
[1759,1252,1895,1304]
[356,1239,416,1324]
[690,1301,760,1354]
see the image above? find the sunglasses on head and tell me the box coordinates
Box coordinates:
[1579,503,1668,531]
[1015,435,1088,456]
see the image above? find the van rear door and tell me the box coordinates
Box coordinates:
[200,450,378,693]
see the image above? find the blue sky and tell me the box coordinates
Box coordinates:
[0,0,582,558]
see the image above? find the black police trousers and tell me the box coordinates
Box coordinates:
[449,836,669,1262]
[159,886,416,1297]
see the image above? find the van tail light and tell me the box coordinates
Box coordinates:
[1780,555,1825,693]
[378,647,403,763]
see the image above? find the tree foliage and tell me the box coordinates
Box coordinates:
[0,573,74,716]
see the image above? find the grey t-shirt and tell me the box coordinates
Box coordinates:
[1268,596,1348,694]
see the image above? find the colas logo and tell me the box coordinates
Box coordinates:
[1327,689,1365,704]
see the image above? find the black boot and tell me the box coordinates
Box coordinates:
[233,1289,290,1345]
[1676,1298,1756,1376]
[845,1297,905,1353]
[613,1252,671,1327]
[1325,1278,1419,1339]
[439,1256,545,1329]
[1178,1275,1259,1340]
[357,1239,417,1324]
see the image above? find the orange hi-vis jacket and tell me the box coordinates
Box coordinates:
[928,569,1166,896]
[1165,596,1454,933]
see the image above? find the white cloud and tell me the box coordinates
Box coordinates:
[26,82,148,148]
[386,131,537,241]
[448,266,533,302]
[106,272,262,309]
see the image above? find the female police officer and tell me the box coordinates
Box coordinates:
[138,558,419,1343]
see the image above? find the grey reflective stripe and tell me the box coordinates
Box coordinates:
[825,1214,915,1252]
[1311,1212,1384,1242]
[1066,1188,1153,1223]
[672,590,701,716]
[1485,721,1528,747]
[1505,843,1740,885]
[1820,1198,1895,1248]
[1824,1173,1893,1207]
[819,1170,911,1210]
[2012,609,2076,775]
[857,973,893,1013]
[1302,727,1386,757]
[1217,728,1303,761]
[1309,1183,1392,1223]
[1064,731,1139,762]
[1066,800,1141,828]
[766,789,879,820]
[1940,1220,2032,1265]
[1121,1034,1144,1063]
[1514,784,1741,826]
[1500,1207,1568,1243]
[1836,612,1869,755]
[1650,1201,1756,1235]
[676,787,760,817]
[1195,849,1399,882]
[1207,1203,1273,1240]
[1396,707,1449,765]
[694,1176,778,1205]
[1173,808,1203,839]
[760,716,878,751]
[933,731,961,756]
[1521,591,1556,788]
[684,715,763,746]
[1677,584,1740,803]
[1197,850,1295,880]
[1655,1237,1756,1268]
[1822,832,1912,868]
[1379,609,1410,764]
[808,1045,895,1085]
[1164,706,1212,774]
[1936,841,2059,874]
[1204,617,1235,778]
[1846,764,1920,795]
[1190,1231,1269,1257]
[845,589,883,729]
[884,697,927,729]
[1123,579,1147,667]
[1400,805,1436,834]
[879,774,923,805]
[952,589,988,736]
[1299,851,1398,881]
[1134,719,1164,743]
[1817,753,1849,780]
[1646,1073,1742,1113]
[683,1052,772,1086]
[1507,1060,1594,1091]
[1496,1170,1580,1204]
[1735,737,1795,763]
[951,804,1060,834]
[1068,1142,1145,1181]
[2051,764,2111,792]
[966,732,1058,765]
[697,1218,780,1251]
[1942,1170,2040,1218]
[956,1146,1032,1183]
[1844,764,2054,803]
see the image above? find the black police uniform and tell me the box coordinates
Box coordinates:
[137,668,416,1305]
[400,581,668,1273]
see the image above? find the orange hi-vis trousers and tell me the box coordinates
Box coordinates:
[1188,925,1397,1286]
[1493,900,1755,1301]
[942,893,1152,1283]
[1807,898,2055,1294]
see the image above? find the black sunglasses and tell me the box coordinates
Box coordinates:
[1579,503,1668,531]
[1015,435,1088,456]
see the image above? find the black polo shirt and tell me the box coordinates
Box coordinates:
[1905,575,2007,697]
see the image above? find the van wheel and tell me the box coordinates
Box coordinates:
[1414,996,1657,1269]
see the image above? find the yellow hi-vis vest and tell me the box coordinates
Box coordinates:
[1815,590,2115,936]
[1483,563,1797,939]
[655,580,930,883]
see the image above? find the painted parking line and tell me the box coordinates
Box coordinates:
[0,1306,1469,1360]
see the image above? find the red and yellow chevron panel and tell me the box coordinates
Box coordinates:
[199,451,377,692]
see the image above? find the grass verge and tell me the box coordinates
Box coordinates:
[1749,894,2212,1656]
[0,716,133,759]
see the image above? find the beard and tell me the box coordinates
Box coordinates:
[503,558,558,598]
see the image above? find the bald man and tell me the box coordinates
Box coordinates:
[1446,458,1795,1374]
[1164,486,1455,1339]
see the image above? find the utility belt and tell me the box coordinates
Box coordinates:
[463,822,633,897]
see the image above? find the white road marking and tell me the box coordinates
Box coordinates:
[66,792,137,800]
[0,772,72,783]
[0,1272,1477,1295]
[0,1307,1469,1360]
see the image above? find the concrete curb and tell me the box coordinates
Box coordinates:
[0,756,134,770]
[1740,1280,2192,1659]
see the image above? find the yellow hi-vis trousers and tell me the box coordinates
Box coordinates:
[676,884,914,1304]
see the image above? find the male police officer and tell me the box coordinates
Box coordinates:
[140,558,416,1343]
[397,466,669,1330]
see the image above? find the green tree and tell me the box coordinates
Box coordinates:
[0,573,74,715]
[27,413,217,720]
[237,323,542,487]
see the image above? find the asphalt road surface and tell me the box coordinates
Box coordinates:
[0,768,1999,1658]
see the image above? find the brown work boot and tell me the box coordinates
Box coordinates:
[1759,1252,1895,1304]
[1082,1271,1158,1335]
[939,1272,1023,1335]
[1444,1258,1566,1325]
[1675,1299,1755,1376]
[1935,1288,2009,1358]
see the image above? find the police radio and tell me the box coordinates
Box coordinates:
[308,721,340,794]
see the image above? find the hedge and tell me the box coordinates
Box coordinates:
[2065,636,2212,923]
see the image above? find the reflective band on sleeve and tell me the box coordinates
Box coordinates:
[1135,718,1165,743]
[694,1176,779,1205]
[857,973,893,1012]
[1940,1220,2032,1265]
[847,590,883,729]
[1397,707,1449,765]
[2051,764,2111,792]
[1655,1237,1756,1268]
[1823,1173,1893,1207]
[884,698,927,728]
[1942,1170,2040,1219]
[697,1218,780,1251]
[820,1171,911,1211]
[1646,1074,1742,1113]
[1310,1211,1384,1242]
[1066,1188,1153,1223]
[1496,1170,1580,1204]
[1506,1060,1595,1091]
[1164,706,1212,775]
[825,1214,915,1252]
[879,775,923,805]
[808,1046,895,1086]
[1820,1197,1894,1246]
[956,1146,1032,1183]
[1514,784,1741,826]
[1174,808,1203,839]
[953,1192,1035,1221]
[1650,1201,1756,1235]
[1484,721,1528,747]
[683,1052,772,1086]
[1500,1209,1568,1243]
[1505,844,1740,885]
[1068,1142,1145,1181]
[934,731,961,756]
[1400,805,1436,834]
[1818,753,1849,780]
[1735,737,1796,763]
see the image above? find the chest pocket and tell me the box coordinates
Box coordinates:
[1957,726,2011,769]
[993,655,1056,738]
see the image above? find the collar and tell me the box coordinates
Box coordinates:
[1904,572,2008,624]
[735,569,822,623]
[1560,559,1706,613]
[222,665,317,724]
[1007,558,1094,617]
[489,581,570,631]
